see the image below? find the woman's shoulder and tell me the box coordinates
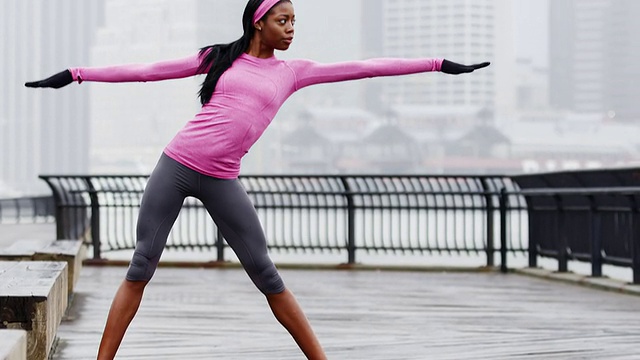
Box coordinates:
[283,58,317,71]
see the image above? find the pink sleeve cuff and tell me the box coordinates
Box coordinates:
[435,58,444,72]
[69,68,83,84]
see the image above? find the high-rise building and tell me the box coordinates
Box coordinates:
[370,0,515,117]
[549,0,608,114]
[604,0,640,121]
[549,0,640,121]
[0,0,104,196]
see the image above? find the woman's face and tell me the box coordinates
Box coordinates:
[257,2,295,51]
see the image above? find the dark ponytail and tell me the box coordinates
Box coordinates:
[198,0,288,105]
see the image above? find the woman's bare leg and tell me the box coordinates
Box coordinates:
[266,288,326,360]
[96,154,188,358]
[200,178,326,358]
[97,280,148,360]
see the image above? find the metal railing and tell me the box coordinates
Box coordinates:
[35,172,640,284]
[0,196,55,224]
[39,175,528,266]
[502,187,640,283]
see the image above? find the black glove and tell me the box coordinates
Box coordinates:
[441,59,490,75]
[25,70,74,89]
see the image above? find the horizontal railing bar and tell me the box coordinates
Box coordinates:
[71,189,513,196]
[538,248,559,258]
[40,173,507,179]
[508,187,640,196]
[603,255,633,267]
[529,206,638,212]
[543,251,634,268]
[66,203,528,211]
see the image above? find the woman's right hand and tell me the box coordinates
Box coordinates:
[25,70,73,89]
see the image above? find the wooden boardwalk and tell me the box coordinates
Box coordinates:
[49,266,640,360]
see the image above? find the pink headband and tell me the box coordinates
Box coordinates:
[253,0,281,24]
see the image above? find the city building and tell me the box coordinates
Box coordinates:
[604,0,640,122]
[549,0,640,121]
[369,0,516,121]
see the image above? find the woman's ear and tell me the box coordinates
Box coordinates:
[255,20,263,32]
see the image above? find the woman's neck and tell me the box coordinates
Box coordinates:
[246,38,275,59]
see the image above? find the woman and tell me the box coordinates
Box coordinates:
[26,0,489,358]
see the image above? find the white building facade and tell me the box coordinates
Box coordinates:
[376,0,516,119]
[549,0,640,121]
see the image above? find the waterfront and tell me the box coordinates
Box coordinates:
[50,266,640,360]
[2,222,640,359]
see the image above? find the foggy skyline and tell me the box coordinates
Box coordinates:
[1,0,639,197]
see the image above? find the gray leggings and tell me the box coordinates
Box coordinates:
[126,153,285,294]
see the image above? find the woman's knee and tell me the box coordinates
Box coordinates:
[249,263,286,295]
[126,252,160,282]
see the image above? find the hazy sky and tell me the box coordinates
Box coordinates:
[514,0,549,67]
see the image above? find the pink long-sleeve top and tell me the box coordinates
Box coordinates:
[70,52,442,179]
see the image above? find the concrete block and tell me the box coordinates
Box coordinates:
[0,329,27,360]
[0,240,85,294]
[0,261,68,360]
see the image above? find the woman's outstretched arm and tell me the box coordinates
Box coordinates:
[287,58,490,90]
[25,50,212,89]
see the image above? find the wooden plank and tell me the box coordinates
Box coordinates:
[0,261,68,360]
[0,329,27,360]
[51,267,640,359]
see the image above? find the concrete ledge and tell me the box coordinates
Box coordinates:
[0,329,27,360]
[516,267,640,297]
[0,261,68,360]
[0,240,85,294]
[32,241,85,295]
[0,240,51,260]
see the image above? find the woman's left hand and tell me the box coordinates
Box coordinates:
[441,60,490,75]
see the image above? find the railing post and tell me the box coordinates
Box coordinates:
[14,198,21,222]
[526,194,538,268]
[39,176,66,240]
[589,196,603,278]
[216,228,225,262]
[629,194,640,285]
[499,188,508,273]
[340,177,356,264]
[634,229,640,285]
[555,194,568,273]
[481,179,494,267]
[55,202,65,240]
[85,177,102,260]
